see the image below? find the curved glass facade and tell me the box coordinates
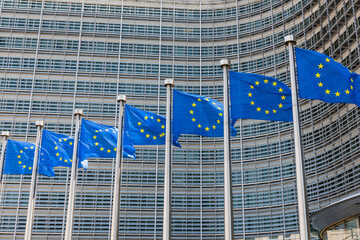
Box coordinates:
[322,215,360,240]
[0,0,359,239]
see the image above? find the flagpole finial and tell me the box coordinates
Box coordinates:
[117,95,127,103]
[35,121,45,127]
[164,78,174,87]
[1,131,10,137]
[220,58,231,68]
[74,109,84,116]
[285,35,296,45]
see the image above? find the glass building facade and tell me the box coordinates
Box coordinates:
[0,0,359,239]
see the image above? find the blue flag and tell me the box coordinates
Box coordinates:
[295,48,360,105]
[79,119,136,162]
[124,105,181,147]
[229,71,293,122]
[41,129,87,169]
[4,139,54,177]
[173,89,237,137]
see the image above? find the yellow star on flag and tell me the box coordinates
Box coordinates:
[335,91,340,97]
[256,107,261,112]
[315,73,321,78]
[325,89,331,94]
[318,63,323,69]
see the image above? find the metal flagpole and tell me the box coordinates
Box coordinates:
[111,95,126,240]
[64,109,83,240]
[220,59,234,240]
[0,131,10,184]
[163,78,174,240]
[24,121,45,240]
[285,35,311,240]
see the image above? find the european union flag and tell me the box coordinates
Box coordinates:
[173,89,237,137]
[41,129,87,169]
[79,119,136,162]
[124,105,181,147]
[295,48,360,105]
[4,139,54,177]
[229,71,293,122]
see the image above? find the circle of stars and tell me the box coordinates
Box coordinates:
[247,79,287,115]
[54,137,73,163]
[316,58,354,97]
[138,115,165,140]
[17,146,34,170]
[189,97,222,132]
[93,128,118,153]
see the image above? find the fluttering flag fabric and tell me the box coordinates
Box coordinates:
[41,129,87,169]
[79,119,136,161]
[173,89,237,137]
[4,139,55,177]
[295,47,360,105]
[229,71,293,122]
[124,105,181,147]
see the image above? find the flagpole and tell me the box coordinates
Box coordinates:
[163,78,174,240]
[24,121,44,240]
[220,59,234,240]
[0,131,10,184]
[111,95,126,240]
[64,109,83,240]
[285,35,311,240]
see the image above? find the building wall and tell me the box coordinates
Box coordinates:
[0,0,359,239]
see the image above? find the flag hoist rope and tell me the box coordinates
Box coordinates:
[285,35,311,240]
